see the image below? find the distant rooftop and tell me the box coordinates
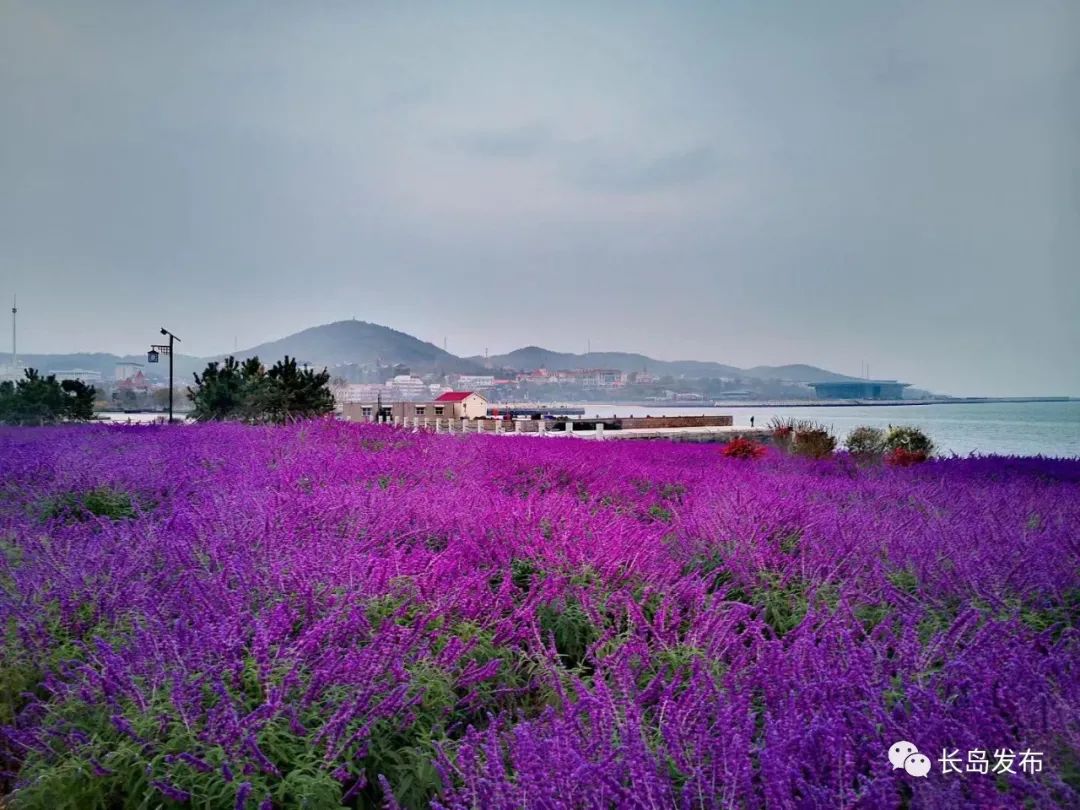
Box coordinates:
[807,380,908,387]
[435,391,479,402]
[807,380,910,401]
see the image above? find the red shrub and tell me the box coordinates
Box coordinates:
[723,437,767,460]
[887,447,929,467]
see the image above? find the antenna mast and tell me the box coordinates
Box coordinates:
[10,295,16,370]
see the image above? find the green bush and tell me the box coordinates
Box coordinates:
[845,426,886,459]
[883,425,934,457]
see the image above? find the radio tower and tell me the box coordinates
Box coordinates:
[10,295,16,372]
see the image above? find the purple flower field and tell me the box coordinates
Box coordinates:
[1,421,1078,808]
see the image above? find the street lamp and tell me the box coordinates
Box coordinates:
[148,327,181,423]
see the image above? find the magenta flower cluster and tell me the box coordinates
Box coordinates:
[0,422,1077,808]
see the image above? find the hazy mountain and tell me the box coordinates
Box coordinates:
[740,364,860,383]
[473,347,740,377]
[13,352,206,382]
[223,320,489,374]
[16,321,862,385]
[476,348,856,383]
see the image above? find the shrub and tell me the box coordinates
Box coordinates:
[887,447,929,467]
[768,417,810,452]
[792,427,836,459]
[722,437,767,460]
[770,417,835,457]
[771,424,794,452]
[844,426,885,460]
[883,425,934,458]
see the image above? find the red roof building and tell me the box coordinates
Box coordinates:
[117,370,152,392]
[433,390,488,419]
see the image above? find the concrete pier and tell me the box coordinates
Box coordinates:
[571,425,773,443]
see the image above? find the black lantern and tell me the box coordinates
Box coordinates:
[147,349,160,363]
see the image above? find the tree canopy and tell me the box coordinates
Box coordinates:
[187,355,334,424]
[0,369,96,425]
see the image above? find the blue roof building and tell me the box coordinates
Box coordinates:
[808,380,910,400]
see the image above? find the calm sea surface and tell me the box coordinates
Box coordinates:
[96,402,1080,458]
[586,401,1080,458]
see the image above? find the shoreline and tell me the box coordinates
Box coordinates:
[555,397,1075,409]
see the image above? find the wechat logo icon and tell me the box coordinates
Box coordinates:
[889,741,930,777]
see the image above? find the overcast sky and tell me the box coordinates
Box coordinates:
[2,1,1077,395]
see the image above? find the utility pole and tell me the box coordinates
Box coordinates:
[148,327,182,423]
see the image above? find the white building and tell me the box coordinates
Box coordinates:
[455,374,496,389]
[0,362,27,383]
[115,362,143,381]
[49,369,103,384]
[335,383,386,405]
[386,374,427,400]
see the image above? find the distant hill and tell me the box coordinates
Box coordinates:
[475,348,856,383]
[224,320,489,374]
[15,352,206,382]
[740,364,860,383]
[14,321,486,381]
[16,321,864,385]
[472,347,744,378]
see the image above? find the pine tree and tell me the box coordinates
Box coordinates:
[0,369,97,425]
[187,355,334,423]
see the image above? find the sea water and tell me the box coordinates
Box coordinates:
[587,400,1080,458]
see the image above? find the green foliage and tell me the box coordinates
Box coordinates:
[0,370,96,425]
[187,355,247,421]
[887,568,920,595]
[844,426,886,459]
[510,557,539,591]
[537,598,599,670]
[188,355,334,424]
[724,573,840,639]
[752,575,811,638]
[883,425,934,457]
[853,602,891,633]
[1015,588,1080,641]
[38,487,137,522]
[10,690,348,809]
[647,504,674,523]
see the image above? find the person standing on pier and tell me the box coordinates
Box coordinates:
[750,416,755,427]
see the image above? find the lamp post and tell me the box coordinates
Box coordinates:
[148,327,181,423]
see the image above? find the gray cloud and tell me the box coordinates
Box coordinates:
[568,144,716,194]
[448,126,715,194]
[449,123,553,158]
[0,0,1076,396]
